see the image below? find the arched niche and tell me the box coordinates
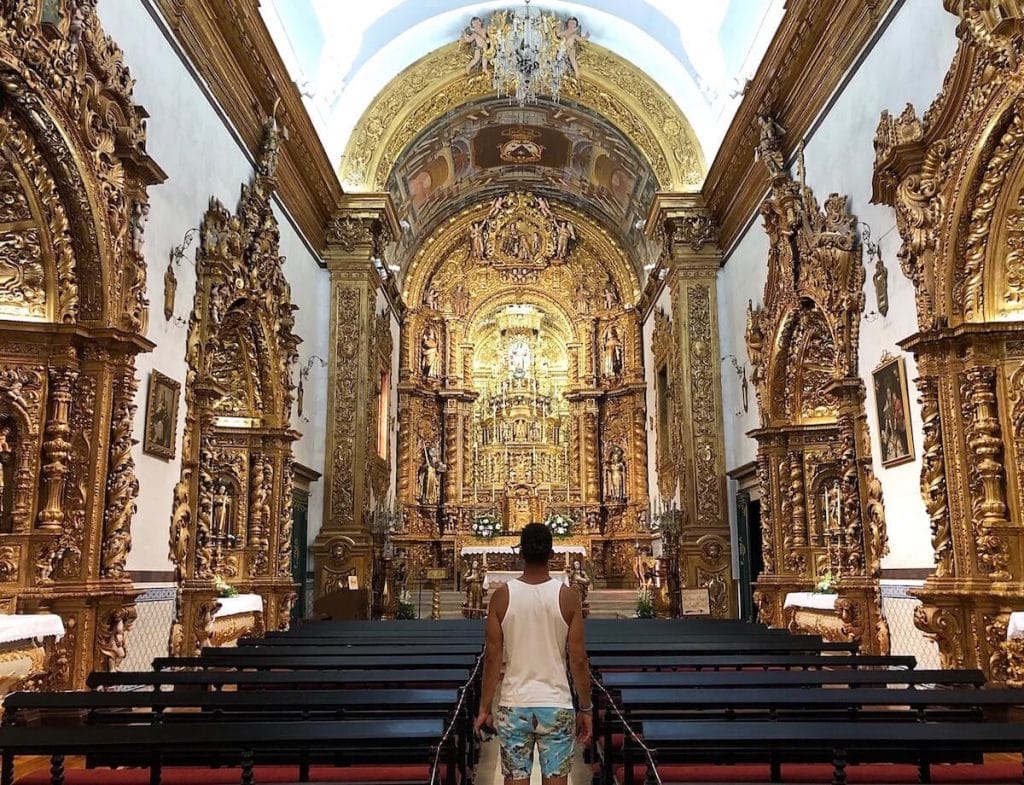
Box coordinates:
[0,2,164,688]
[168,112,301,657]
[394,190,650,588]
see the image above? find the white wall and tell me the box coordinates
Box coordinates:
[718,0,959,571]
[98,0,329,576]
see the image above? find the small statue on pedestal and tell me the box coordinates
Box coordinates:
[463,559,486,618]
[569,559,591,616]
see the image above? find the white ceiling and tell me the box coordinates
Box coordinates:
[260,0,785,171]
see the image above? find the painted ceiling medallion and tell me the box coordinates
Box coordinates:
[499,127,546,163]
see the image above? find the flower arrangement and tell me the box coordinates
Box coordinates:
[213,575,238,598]
[634,588,656,618]
[471,512,500,539]
[814,570,838,594]
[544,511,575,538]
[396,590,417,620]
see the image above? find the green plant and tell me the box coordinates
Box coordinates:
[213,575,238,598]
[814,570,838,594]
[396,591,417,620]
[634,589,656,618]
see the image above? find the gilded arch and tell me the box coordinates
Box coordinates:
[340,42,705,194]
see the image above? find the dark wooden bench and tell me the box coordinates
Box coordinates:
[589,653,915,671]
[588,639,858,654]
[87,668,473,691]
[151,653,480,671]
[231,642,483,654]
[598,668,983,690]
[0,717,450,785]
[634,719,1024,785]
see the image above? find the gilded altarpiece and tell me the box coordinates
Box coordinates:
[873,1,1024,680]
[0,2,164,688]
[397,193,650,585]
[747,137,889,654]
[169,112,300,656]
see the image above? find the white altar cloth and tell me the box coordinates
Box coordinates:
[783,592,838,611]
[214,594,263,620]
[0,613,64,643]
[483,571,569,590]
[461,545,586,556]
[1007,612,1024,640]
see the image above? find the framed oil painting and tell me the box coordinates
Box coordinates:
[143,370,180,460]
[872,354,915,467]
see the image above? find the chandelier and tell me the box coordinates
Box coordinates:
[490,0,571,105]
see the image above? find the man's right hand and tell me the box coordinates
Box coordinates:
[575,710,593,745]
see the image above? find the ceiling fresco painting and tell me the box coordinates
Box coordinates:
[387,98,658,263]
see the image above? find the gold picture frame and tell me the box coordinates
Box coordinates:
[872,353,915,468]
[143,370,180,460]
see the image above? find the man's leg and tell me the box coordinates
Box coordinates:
[496,706,536,785]
[534,709,576,785]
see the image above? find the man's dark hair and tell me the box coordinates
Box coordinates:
[520,523,553,566]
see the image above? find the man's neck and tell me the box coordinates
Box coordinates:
[519,563,551,584]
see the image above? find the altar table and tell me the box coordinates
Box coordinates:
[211,593,264,648]
[483,571,569,590]
[0,613,64,696]
[460,545,586,557]
[783,592,838,610]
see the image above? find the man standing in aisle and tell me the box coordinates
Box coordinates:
[474,523,592,784]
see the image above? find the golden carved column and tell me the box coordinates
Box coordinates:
[313,195,400,602]
[647,194,735,617]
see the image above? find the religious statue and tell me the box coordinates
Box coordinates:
[602,326,624,378]
[557,17,589,79]
[873,254,890,316]
[0,424,12,522]
[554,220,576,261]
[755,114,786,178]
[424,288,440,311]
[163,262,177,321]
[603,284,618,311]
[460,16,490,75]
[212,484,231,539]
[605,445,627,501]
[130,201,150,256]
[574,282,590,314]
[450,283,470,318]
[421,325,441,379]
[463,559,485,615]
[569,559,590,606]
[68,3,88,50]
[418,443,446,506]
[745,300,765,386]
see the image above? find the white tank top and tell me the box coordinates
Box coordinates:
[499,578,574,708]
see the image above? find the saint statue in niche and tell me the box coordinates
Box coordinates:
[602,283,618,311]
[421,326,440,378]
[212,483,232,539]
[574,282,590,314]
[450,283,471,318]
[605,445,626,501]
[602,326,623,378]
[554,220,576,261]
[0,423,13,528]
[424,288,440,311]
[418,443,446,506]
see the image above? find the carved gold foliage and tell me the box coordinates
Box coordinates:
[331,285,361,525]
[687,284,721,526]
[100,366,138,579]
[340,42,703,192]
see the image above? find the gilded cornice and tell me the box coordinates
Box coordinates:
[151,0,343,255]
[340,42,705,193]
[703,0,897,254]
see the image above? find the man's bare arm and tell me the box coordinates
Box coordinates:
[563,587,591,706]
[475,584,507,729]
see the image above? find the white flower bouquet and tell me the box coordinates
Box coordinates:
[471,513,500,539]
[544,512,574,538]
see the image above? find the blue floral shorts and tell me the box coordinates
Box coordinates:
[495,706,576,780]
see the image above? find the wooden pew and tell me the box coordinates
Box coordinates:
[598,669,984,690]
[587,639,858,655]
[233,641,483,654]
[87,667,474,691]
[151,653,480,671]
[633,719,1024,785]
[589,653,915,671]
[0,717,451,785]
